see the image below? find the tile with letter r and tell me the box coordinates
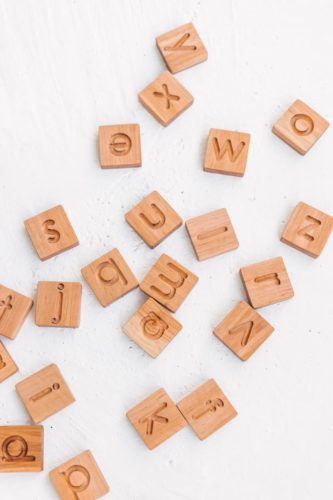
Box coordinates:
[0,340,18,382]
[0,425,43,472]
[204,129,251,176]
[0,283,33,340]
[35,281,82,328]
[99,123,141,168]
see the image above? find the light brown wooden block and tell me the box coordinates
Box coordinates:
[49,450,109,499]
[0,425,43,472]
[125,191,182,248]
[213,301,274,361]
[140,254,198,312]
[177,379,237,440]
[16,364,75,424]
[0,284,33,340]
[204,129,251,176]
[127,388,187,449]
[138,71,193,126]
[281,201,333,258]
[240,257,294,309]
[35,281,82,328]
[156,22,208,74]
[0,340,18,382]
[123,298,182,358]
[99,124,141,169]
[186,208,239,261]
[272,99,329,155]
[24,205,79,261]
[81,248,138,307]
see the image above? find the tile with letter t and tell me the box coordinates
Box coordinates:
[35,281,82,328]
[99,123,141,168]
[0,425,43,472]
[204,129,251,176]
[0,283,33,340]
[0,340,18,382]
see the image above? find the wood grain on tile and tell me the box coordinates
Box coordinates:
[0,284,33,340]
[0,425,43,472]
[35,281,82,328]
[99,124,141,168]
[0,340,18,382]
[204,129,250,176]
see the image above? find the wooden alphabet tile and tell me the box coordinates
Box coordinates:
[35,281,82,328]
[99,124,141,169]
[0,284,33,340]
[213,301,274,361]
[0,340,18,382]
[24,205,79,261]
[240,257,294,309]
[125,191,182,248]
[140,253,198,312]
[156,22,208,73]
[49,450,109,499]
[186,208,239,261]
[0,425,43,472]
[281,201,333,258]
[138,71,193,126]
[81,248,138,307]
[204,129,251,177]
[177,379,237,440]
[127,388,187,449]
[272,99,329,155]
[16,364,75,424]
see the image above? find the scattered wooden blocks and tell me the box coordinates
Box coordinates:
[0,425,43,472]
[16,364,75,424]
[0,284,33,340]
[140,253,198,312]
[0,340,18,382]
[213,301,274,361]
[186,208,239,261]
[49,450,109,499]
[204,129,251,176]
[281,201,333,258]
[99,124,141,168]
[240,256,294,309]
[138,71,193,126]
[272,99,329,155]
[125,191,182,248]
[24,205,79,261]
[81,248,138,307]
[177,379,237,440]
[127,388,187,449]
[35,281,82,328]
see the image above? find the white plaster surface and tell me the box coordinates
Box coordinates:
[0,0,333,498]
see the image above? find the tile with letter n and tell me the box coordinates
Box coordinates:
[0,283,33,340]
[0,340,18,382]
[99,123,141,169]
[204,129,251,177]
[0,425,43,472]
[35,281,82,328]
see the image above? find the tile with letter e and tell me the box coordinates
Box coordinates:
[99,124,141,169]
[0,340,18,382]
[35,281,82,328]
[204,129,251,176]
[0,425,43,472]
[0,284,33,340]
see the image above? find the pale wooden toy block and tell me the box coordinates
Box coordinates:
[125,191,182,248]
[99,124,141,169]
[49,450,109,499]
[204,129,251,177]
[123,298,182,358]
[0,284,33,340]
[138,71,193,126]
[281,201,333,258]
[16,364,75,424]
[24,205,79,261]
[240,256,294,309]
[127,388,187,450]
[272,99,329,155]
[140,253,198,312]
[177,379,237,440]
[186,208,239,261]
[35,281,82,328]
[0,425,43,472]
[0,340,18,382]
[81,248,138,307]
[213,301,274,361]
[156,22,208,74]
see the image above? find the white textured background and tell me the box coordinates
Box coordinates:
[0,1,333,499]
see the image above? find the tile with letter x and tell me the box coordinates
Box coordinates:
[99,123,141,168]
[0,284,33,340]
[204,129,251,176]
[0,425,43,472]
[35,281,82,328]
[0,340,18,382]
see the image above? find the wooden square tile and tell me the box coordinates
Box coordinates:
[16,364,75,424]
[204,129,251,176]
[127,388,187,449]
[35,281,82,328]
[213,301,274,361]
[0,425,43,472]
[0,284,33,340]
[240,256,294,309]
[140,254,198,312]
[272,99,329,155]
[125,191,182,248]
[281,201,333,258]
[177,379,237,440]
[138,71,193,126]
[0,340,18,383]
[24,205,79,261]
[156,22,208,73]
[99,124,141,169]
[123,298,182,358]
[186,208,239,261]
[81,248,138,307]
[49,450,109,499]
